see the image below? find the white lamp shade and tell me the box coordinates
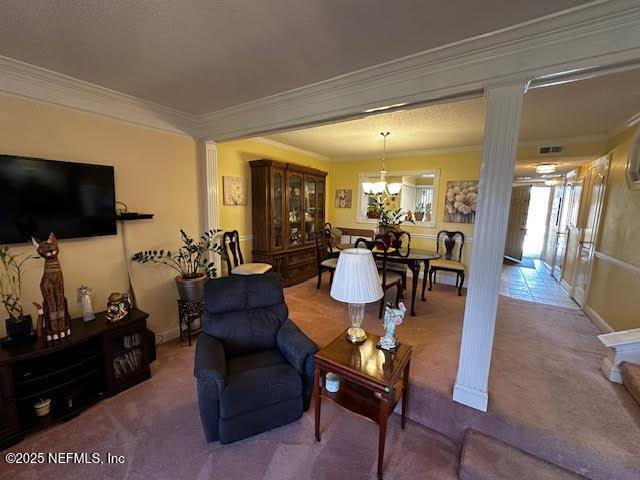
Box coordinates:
[362,182,374,194]
[330,248,384,303]
[373,182,386,194]
[386,182,402,195]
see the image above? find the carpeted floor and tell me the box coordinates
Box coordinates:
[286,277,640,480]
[2,277,639,479]
[0,314,460,480]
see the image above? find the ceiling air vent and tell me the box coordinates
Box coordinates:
[537,145,564,155]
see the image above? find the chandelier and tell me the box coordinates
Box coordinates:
[536,163,557,174]
[362,132,402,197]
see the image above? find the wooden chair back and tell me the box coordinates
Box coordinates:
[436,230,465,262]
[314,231,334,266]
[354,237,390,286]
[222,230,244,272]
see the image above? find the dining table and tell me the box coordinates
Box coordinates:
[337,243,440,316]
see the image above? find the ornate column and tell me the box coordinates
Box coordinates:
[203,140,221,276]
[453,82,527,412]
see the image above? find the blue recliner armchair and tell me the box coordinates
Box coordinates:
[194,272,318,444]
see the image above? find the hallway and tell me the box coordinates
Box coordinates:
[500,259,579,309]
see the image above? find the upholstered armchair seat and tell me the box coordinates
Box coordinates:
[430,259,465,271]
[194,273,317,444]
[231,263,273,275]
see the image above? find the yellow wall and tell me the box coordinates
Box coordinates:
[328,151,481,266]
[0,94,202,338]
[216,140,331,267]
[586,126,640,331]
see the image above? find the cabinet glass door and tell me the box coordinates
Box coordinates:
[272,169,284,248]
[287,173,303,247]
[317,177,325,233]
[304,175,317,243]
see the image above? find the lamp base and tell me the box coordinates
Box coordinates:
[346,327,367,343]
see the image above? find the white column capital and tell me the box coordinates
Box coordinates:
[453,82,525,412]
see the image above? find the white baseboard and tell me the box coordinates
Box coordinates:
[453,383,488,412]
[560,279,574,297]
[156,326,181,343]
[601,356,623,384]
[409,269,467,289]
[583,304,615,334]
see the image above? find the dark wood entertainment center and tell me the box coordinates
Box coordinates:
[0,308,154,449]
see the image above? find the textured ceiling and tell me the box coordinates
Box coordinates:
[0,0,587,115]
[265,68,640,161]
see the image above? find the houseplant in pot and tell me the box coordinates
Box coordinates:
[377,208,414,246]
[0,246,34,340]
[132,229,224,303]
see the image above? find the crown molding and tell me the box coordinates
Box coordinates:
[250,137,331,161]
[197,0,640,141]
[1,1,640,141]
[0,55,198,136]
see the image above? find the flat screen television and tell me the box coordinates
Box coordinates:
[0,155,116,244]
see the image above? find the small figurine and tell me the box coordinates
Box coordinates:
[32,302,45,339]
[33,233,71,341]
[377,302,406,352]
[105,292,132,323]
[77,285,95,322]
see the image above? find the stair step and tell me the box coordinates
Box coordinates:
[620,362,640,406]
[459,430,585,480]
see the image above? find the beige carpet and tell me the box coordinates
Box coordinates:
[287,277,640,480]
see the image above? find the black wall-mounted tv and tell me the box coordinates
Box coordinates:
[0,155,116,244]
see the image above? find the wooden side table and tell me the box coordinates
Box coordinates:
[313,331,412,480]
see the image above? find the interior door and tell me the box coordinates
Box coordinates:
[552,182,572,280]
[504,185,531,261]
[573,157,609,306]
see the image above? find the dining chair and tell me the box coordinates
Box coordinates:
[222,230,273,276]
[354,238,403,318]
[315,230,338,289]
[387,230,411,293]
[428,230,465,295]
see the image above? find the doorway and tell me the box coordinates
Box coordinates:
[504,185,550,263]
[522,186,551,259]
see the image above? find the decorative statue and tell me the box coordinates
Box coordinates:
[32,233,71,341]
[77,285,95,322]
[377,302,407,352]
[105,292,132,323]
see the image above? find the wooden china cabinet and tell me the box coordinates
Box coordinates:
[250,159,327,286]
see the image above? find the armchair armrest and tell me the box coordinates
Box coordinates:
[277,320,318,411]
[277,320,318,373]
[194,333,227,392]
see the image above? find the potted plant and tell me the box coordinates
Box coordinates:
[0,246,33,339]
[377,208,414,246]
[132,229,225,303]
[415,203,425,222]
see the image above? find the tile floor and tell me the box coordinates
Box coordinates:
[500,259,580,309]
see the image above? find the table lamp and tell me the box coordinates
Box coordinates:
[330,248,384,343]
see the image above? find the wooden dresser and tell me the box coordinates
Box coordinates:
[250,159,327,286]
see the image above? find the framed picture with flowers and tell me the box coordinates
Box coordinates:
[444,180,478,223]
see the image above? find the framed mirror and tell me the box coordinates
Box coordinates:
[356,170,440,228]
[626,127,640,190]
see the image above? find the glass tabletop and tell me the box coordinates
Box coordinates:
[337,243,440,260]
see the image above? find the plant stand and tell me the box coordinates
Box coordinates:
[177,299,204,346]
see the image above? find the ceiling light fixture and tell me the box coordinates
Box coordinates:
[362,132,402,197]
[363,103,407,113]
[536,163,557,174]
